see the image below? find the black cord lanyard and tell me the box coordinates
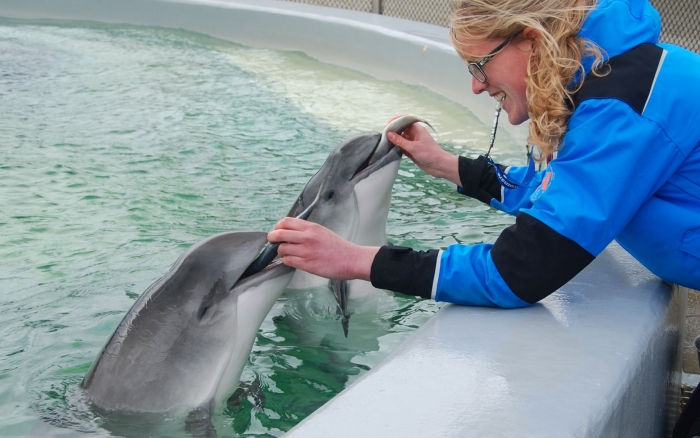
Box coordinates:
[483,97,537,189]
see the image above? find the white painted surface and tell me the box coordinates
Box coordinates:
[0,1,683,436]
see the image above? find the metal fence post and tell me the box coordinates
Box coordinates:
[371,0,383,14]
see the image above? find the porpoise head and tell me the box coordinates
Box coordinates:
[82,231,295,415]
[287,132,398,247]
[288,115,429,246]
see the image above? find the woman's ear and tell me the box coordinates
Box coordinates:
[521,26,540,41]
[519,27,540,53]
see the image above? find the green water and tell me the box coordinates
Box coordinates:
[0,20,520,437]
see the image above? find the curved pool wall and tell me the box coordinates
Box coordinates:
[0,0,529,146]
[288,244,683,438]
[0,0,683,436]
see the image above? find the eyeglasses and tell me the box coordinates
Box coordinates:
[465,31,522,83]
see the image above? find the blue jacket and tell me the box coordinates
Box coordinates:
[370,0,700,307]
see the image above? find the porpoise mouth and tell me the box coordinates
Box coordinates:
[351,115,431,180]
[350,134,391,180]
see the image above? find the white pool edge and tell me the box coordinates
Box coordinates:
[0,1,683,437]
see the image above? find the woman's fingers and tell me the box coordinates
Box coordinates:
[268,217,308,243]
[272,216,308,232]
[387,131,417,155]
[267,218,375,280]
[277,252,305,270]
[268,218,326,259]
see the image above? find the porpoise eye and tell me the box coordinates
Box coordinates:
[326,191,335,200]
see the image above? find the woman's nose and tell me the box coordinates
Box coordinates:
[471,76,488,94]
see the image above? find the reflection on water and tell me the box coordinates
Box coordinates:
[0,20,519,437]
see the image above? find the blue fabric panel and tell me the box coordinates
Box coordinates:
[578,0,660,72]
[644,44,700,155]
[617,196,700,290]
[681,229,700,261]
[435,244,531,308]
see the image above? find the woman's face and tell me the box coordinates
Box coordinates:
[455,31,534,126]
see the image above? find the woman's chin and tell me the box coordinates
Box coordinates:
[506,109,529,126]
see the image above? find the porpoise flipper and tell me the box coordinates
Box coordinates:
[330,279,351,337]
[185,409,218,438]
[226,375,265,412]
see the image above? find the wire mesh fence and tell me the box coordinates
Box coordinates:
[651,0,700,53]
[282,0,699,53]
[380,0,450,27]
[289,0,371,12]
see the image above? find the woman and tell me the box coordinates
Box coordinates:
[268,0,700,307]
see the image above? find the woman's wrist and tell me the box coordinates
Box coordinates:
[350,245,381,281]
[434,153,461,186]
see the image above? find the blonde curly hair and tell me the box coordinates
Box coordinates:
[450,0,606,155]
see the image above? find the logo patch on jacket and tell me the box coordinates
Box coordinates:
[531,168,555,201]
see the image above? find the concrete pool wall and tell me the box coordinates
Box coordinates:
[0,1,684,436]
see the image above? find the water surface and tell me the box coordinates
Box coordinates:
[0,20,520,437]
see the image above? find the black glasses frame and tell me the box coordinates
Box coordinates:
[465,31,522,83]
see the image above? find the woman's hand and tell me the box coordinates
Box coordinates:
[386,121,461,186]
[268,217,379,281]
